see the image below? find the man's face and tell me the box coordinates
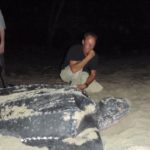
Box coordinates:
[82,36,96,54]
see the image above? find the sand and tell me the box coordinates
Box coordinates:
[0,135,48,150]
[0,56,150,149]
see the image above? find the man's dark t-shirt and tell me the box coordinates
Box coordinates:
[63,44,98,73]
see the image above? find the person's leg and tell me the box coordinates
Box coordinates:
[0,54,5,70]
[60,66,72,83]
[0,54,6,88]
[60,66,103,93]
[60,66,82,84]
[80,71,103,93]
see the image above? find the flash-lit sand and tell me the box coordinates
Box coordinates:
[0,56,150,150]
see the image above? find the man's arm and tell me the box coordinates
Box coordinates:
[0,29,5,53]
[77,70,96,90]
[69,50,95,73]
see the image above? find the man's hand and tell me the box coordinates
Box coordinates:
[86,50,95,60]
[69,50,95,73]
[77,84,87,90]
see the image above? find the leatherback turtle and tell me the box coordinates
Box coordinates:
[0,84,130,150]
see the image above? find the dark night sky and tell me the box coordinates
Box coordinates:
[1,0,150,63]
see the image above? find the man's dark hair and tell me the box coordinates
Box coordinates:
[83,32,98,41]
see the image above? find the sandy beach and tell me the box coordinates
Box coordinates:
[0,56,150,150]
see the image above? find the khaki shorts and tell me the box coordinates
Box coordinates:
[60,66,103,93]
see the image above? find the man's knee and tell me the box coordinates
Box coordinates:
[60,70,69,82]
[60,66,73,83]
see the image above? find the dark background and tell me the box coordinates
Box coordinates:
[1,0,150,66]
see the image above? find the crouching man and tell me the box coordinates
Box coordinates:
[60,32,103,93]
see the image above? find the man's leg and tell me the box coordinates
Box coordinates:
[80,72,103,93]
[60,66,103,93]
[60,66,82,84]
